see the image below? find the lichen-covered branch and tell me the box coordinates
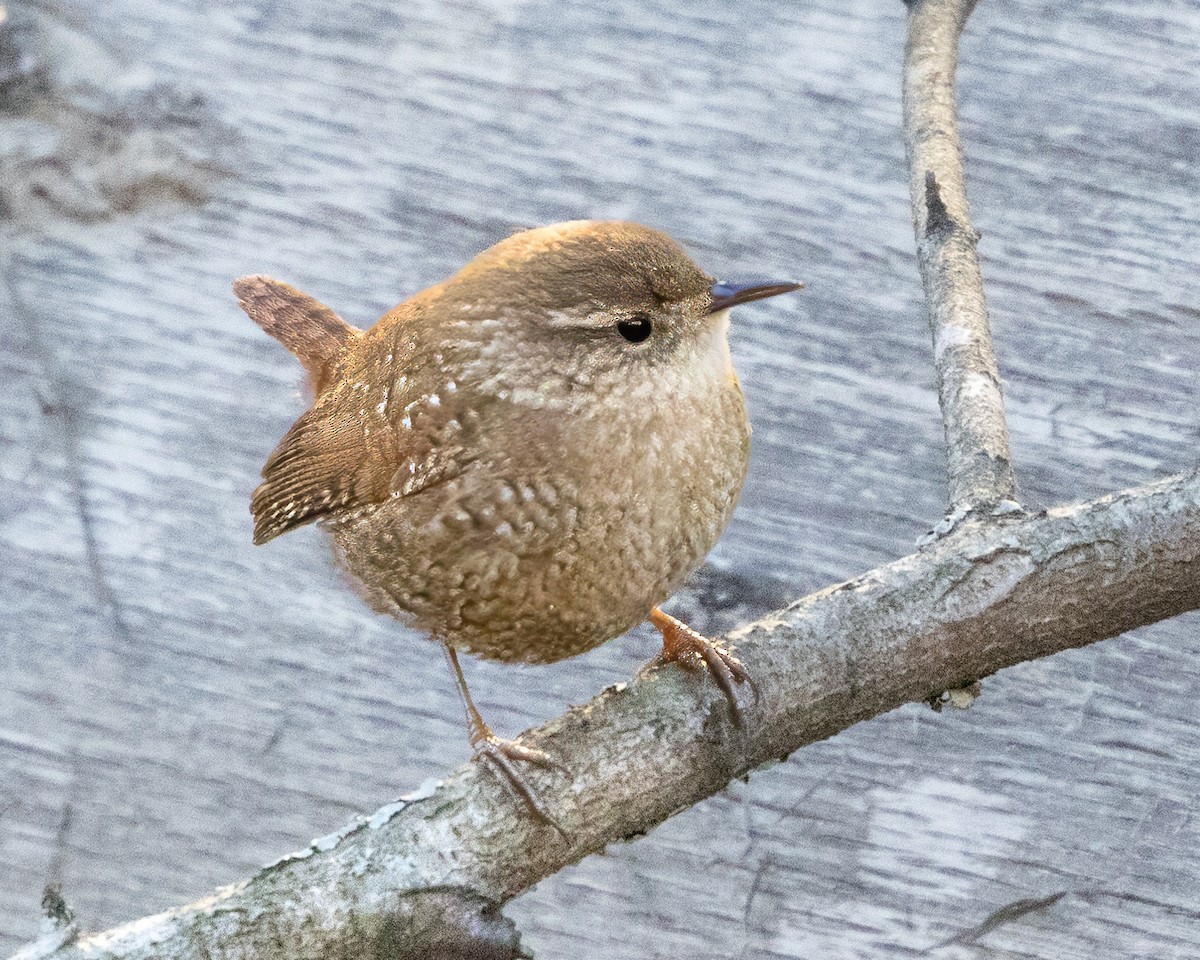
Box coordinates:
[15,469,1200,960]
[903,0,1018,510]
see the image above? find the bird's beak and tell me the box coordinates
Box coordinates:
[707,280,804,314]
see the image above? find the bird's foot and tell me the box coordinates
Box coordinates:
[472,733,568,836]
[445,643,567,835]
[650,607,757,726]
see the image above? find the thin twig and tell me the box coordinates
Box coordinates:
[903,0,1018,511]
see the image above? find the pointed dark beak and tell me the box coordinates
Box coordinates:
[707,279,804,314]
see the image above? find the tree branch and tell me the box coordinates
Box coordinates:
[14,470,1200,959]
[903,0,1018,511]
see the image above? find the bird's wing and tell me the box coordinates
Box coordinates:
[235,276,471,545]
[249,370,475,545]
[251,390,380,545]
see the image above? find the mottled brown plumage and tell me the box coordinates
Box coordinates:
[235,220,799,814]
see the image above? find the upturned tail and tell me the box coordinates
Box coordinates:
[234,275,369,544]
[233,275,360,394]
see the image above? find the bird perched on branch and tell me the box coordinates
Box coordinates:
[235,220,800,820]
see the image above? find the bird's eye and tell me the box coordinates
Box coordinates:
[616,314,652,343]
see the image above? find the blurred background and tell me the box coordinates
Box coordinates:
[1,0,1198,957]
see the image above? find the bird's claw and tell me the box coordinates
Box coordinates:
[474,733,565,774]
[472,735,568,837]
[653,612,758,726]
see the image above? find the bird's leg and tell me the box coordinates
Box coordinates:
[649,606,756,726]
[442,644,563,828]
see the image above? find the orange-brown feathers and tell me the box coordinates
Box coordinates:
[234,276,375,544]
[233,275,360,395]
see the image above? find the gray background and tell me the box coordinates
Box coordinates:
[2,0,1198,956]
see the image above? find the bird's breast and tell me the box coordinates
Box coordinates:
[331,341,751,665]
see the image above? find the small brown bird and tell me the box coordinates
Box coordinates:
[235,221,799,817]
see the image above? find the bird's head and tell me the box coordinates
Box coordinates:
[429,220,801,406]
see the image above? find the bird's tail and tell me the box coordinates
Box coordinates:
[233,275,361,395]
[234,276,367,543]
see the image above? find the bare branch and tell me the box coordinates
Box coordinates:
[903,0,1018,510]
[16,470,1200,959]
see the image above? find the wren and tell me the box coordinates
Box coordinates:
[235,221,800,819]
